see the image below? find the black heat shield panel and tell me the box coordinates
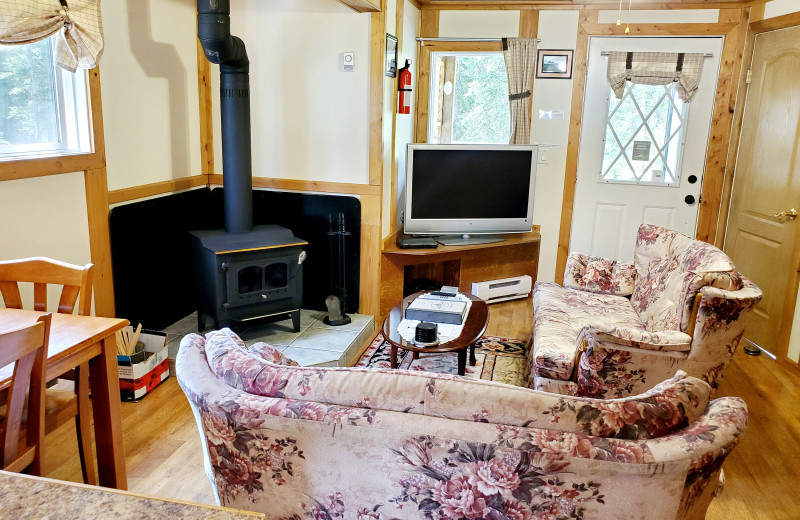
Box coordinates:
[109,187,360,330]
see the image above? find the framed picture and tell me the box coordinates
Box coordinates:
[385,34,398,78]
[536,49,574,79]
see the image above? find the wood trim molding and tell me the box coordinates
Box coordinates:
[695,9,745,244]
[415,41,502,144]
[414,10,439,143]
[196,40,214,176]
[420,3,752,10]
[555,11,593,283]
[748,3,765,23]
[0,68,107,182]
[337,0,381,13]
[359,193,382,318]
[369,2,387,186]
[407,0,422,8]
[108,175,209,205]
[715,9,754,248]
[751,11,800,33]
[579,22,737,36]
[208,174,382,197]
[84,168,115,317]
[389,0,406,235]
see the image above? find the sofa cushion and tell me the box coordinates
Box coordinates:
[631,225,741,332]
[532,282,644,381]
[564,253,636,296]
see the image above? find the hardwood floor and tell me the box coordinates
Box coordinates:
[43,297,800,518]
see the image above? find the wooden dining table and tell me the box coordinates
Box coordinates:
[0,308,129,489]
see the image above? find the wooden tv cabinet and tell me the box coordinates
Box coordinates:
[380,228,541,319]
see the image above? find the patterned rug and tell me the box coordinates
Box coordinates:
[355,335,530,388]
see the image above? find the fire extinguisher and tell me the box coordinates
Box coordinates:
[398,59,412,114]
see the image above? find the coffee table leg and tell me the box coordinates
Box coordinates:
[413,352,419,360]
[470,343,477,366]
[457,350,466,376]
[390,344,398,369]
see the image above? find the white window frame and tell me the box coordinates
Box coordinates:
[599,81,690,187]
[0,37,92,161]
[427,51,509,145]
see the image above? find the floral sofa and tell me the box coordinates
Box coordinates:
[177,327,748,520]
[532,224,762,398]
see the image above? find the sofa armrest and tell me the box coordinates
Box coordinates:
[578,323,693,352]
[564,252,636,296]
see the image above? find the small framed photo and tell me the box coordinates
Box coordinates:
[536,49,574,79]
[385,34,398,78]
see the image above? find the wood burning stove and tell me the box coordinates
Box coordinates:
[192,1,308,331]
[190,225,307,331]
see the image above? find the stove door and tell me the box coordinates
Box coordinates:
[226,254,299,309]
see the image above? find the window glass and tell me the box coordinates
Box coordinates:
[429,53,510,144]
[601,82,688,185]
[0,37,92,159]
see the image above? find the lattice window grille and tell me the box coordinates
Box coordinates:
[600,82,688,185]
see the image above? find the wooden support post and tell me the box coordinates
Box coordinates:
[84,167,115,317]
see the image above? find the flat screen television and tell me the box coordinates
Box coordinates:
[404,144,538,243]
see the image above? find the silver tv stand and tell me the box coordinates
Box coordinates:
[435,234,506,246]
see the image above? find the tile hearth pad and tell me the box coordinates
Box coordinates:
[163,310,375,373]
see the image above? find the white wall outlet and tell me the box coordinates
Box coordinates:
[341,52,355,72]
[538,148,549,164]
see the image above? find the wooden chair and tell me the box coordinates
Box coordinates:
[0,257,96,483]
[0,314,50,475]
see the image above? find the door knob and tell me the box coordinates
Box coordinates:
[773,208,798,221]
[685,195,695,205]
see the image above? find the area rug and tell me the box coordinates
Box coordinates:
[355,335,530,388]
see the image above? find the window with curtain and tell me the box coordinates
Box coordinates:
[0,35,91,159]
[428,52,510,144]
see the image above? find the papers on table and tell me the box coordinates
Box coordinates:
[397,293,472,346]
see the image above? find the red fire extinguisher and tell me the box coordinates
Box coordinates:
[398,59,412,114]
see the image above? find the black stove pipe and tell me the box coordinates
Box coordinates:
[197,0,252,234]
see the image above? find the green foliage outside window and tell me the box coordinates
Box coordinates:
[0,39,59,148]
[452,55,510,144]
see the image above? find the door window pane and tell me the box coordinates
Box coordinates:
[429,53,510,144]
[600,82,688,185]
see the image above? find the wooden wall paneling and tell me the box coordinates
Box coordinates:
[389,0,406,234]
[695,11,745,244]
[554,11,594,283]
[196,40,214,178]
[750,11,800,33]
[208,174,382,197]
[715,8,754,249]
[84,168,115,317]
[108,176,209,205]
[369,0,388,187]
[359,193,382,318]
[414,10,439,142]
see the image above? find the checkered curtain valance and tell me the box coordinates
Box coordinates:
[0,0,103,72]
[502,37,538,145]
[607,51,704,102]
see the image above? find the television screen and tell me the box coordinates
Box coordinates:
[404,144,537,235]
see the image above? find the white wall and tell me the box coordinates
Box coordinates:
[765,0,799,19]
[215,0,371,185]
[531,10,580,283]
[438,10,520,38]
[101,0,201,191]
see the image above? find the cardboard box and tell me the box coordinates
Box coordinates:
[117,330,169,402]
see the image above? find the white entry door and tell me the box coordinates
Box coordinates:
[570,37,723,261]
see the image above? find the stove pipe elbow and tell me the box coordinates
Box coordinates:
[197,0,249,73]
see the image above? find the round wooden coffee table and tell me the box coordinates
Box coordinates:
[381,292,489,376]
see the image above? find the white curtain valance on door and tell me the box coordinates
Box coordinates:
[502,37,538,145]
[607,51,704,102]
[0,0,103,72]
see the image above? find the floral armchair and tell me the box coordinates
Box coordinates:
[531,224,763,398]
[177,328,748,520]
